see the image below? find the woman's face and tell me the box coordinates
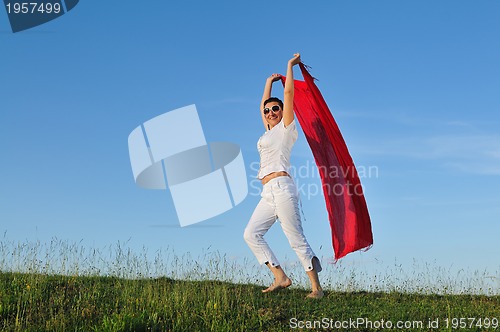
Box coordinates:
[264,102,283,128]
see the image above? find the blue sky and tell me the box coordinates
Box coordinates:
[1,0,499,285]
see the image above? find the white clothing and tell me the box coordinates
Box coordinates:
[244,176,321,272]
[257,119,298,179]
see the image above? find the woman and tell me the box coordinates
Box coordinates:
[244,53,323,299]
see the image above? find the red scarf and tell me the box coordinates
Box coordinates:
[281,64,373,261]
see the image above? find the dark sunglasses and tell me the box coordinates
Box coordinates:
[263,105,281,115]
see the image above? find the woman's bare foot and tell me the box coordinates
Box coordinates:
[262,277,292,293]
[306,288,324,299]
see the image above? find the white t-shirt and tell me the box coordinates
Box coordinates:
[257,119,298,179]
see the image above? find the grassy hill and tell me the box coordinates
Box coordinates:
[1,271,498,331]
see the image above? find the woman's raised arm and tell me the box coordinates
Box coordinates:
[283,53,301,127]
[260,73,281,130]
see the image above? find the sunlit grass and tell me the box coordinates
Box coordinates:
[0,236,498,331]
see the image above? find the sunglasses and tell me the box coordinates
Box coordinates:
[263,105,281,115]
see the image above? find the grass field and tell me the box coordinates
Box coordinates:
[0,238,498,331]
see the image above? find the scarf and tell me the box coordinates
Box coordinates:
[281,63,373,261]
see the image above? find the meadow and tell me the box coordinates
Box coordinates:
[0,237,498,331]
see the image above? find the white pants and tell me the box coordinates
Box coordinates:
[244,176,321,272]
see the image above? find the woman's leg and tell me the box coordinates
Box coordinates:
[273,178,323,298]
[244,198,292,292]
[305,257,324,298]
[262,263,292,293]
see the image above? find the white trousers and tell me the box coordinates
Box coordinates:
[244,176,320,272]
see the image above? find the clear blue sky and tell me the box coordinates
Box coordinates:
[1,0,499,283]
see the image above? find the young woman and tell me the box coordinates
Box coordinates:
[244,53,323,299]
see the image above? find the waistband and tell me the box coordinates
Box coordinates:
[263,174,294,187]
[261,171,290,185]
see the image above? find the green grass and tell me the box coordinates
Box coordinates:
[0,237,498,331]
[1,271,499,331]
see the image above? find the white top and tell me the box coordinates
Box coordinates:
[257,119,298,179]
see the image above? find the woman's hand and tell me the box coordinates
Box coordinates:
[267,73,282,83]
[288,53,301,66]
